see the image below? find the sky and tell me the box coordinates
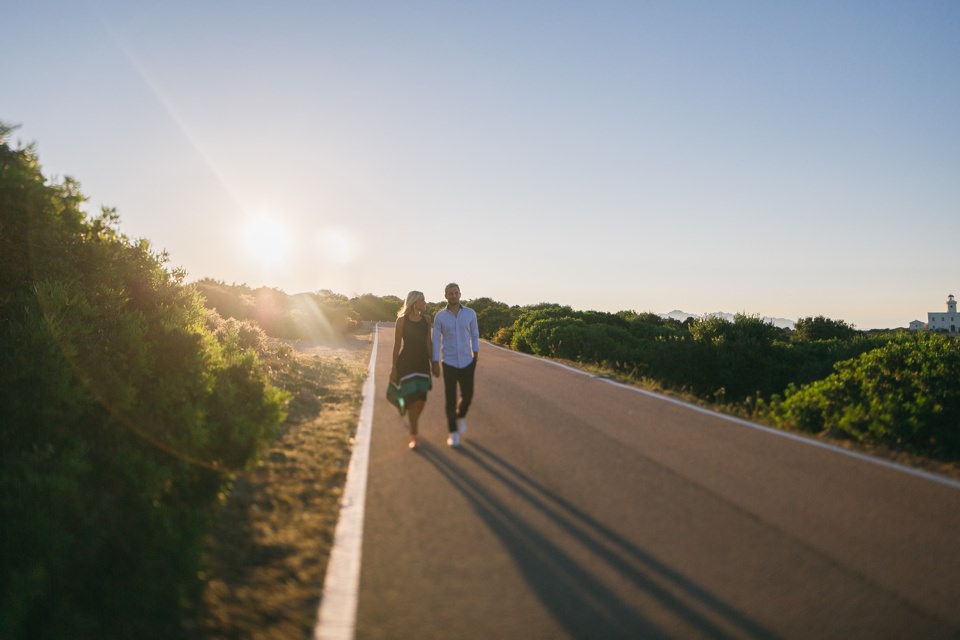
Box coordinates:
[4,1,959,329]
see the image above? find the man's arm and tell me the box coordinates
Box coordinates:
[470,309,480,359]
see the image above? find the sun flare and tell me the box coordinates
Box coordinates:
[241,215,293,267]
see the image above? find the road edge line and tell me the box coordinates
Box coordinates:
[313,324,379,640]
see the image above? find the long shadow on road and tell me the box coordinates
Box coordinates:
[419,440,779,640]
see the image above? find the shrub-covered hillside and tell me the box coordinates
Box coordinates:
[0,125,289,638]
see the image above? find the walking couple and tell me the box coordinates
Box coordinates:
[390,282,479,450]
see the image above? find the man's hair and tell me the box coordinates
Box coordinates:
[444,282,460,294]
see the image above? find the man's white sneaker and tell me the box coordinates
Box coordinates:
[447,431,461,447]
[456,418,467,436]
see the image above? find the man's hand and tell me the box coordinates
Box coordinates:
[432,361,440,377]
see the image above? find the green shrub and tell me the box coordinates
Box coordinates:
[468,297,520,339]
[764,333,960,458]
[0,125,288,639]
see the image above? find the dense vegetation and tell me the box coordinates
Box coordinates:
[193,281,403,338]
[0,126,289,638]
[763,333,960,457]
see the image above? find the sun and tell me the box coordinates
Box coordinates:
[240,215,294,266]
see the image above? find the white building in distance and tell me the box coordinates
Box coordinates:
[919,294,959,333]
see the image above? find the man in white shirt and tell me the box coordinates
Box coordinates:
[431,282,479,447]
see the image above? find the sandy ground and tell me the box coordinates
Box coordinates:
[182,330,372,639]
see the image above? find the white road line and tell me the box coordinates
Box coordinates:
[313,325,379,640]
[485,340,960,491]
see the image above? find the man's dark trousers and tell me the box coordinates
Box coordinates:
[442,359,475,432]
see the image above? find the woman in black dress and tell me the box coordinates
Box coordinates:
[391,290,433,449]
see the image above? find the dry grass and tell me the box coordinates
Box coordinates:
[182,330,372,639]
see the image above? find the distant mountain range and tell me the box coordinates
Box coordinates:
[661,310,795,330]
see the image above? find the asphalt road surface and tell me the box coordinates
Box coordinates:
[352,325,960,639]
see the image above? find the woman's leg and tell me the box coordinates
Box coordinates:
[407,398,425,447]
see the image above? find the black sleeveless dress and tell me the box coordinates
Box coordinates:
[395,315,432,403]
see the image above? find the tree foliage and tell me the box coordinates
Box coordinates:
[467,297,520,339]
[0,127,288,639]
[793,315,858,341]
[350,292,403,321]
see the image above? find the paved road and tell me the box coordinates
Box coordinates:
[353,325,960,639]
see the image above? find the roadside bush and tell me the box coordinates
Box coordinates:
[793,315,858,341]
[194,280,361,340]
[0,126,288,639]
[351,292,403,321]
[763,333,960,458]
[468,297,520,339]
[510,305,576,354]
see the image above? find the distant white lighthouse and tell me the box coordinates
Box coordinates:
[927,294,958,333]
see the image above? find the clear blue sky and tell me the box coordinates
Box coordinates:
[5,1,959,328]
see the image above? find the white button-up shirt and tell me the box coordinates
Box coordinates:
[432,305,479,368]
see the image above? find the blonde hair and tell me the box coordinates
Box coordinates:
[397,290,425,318]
